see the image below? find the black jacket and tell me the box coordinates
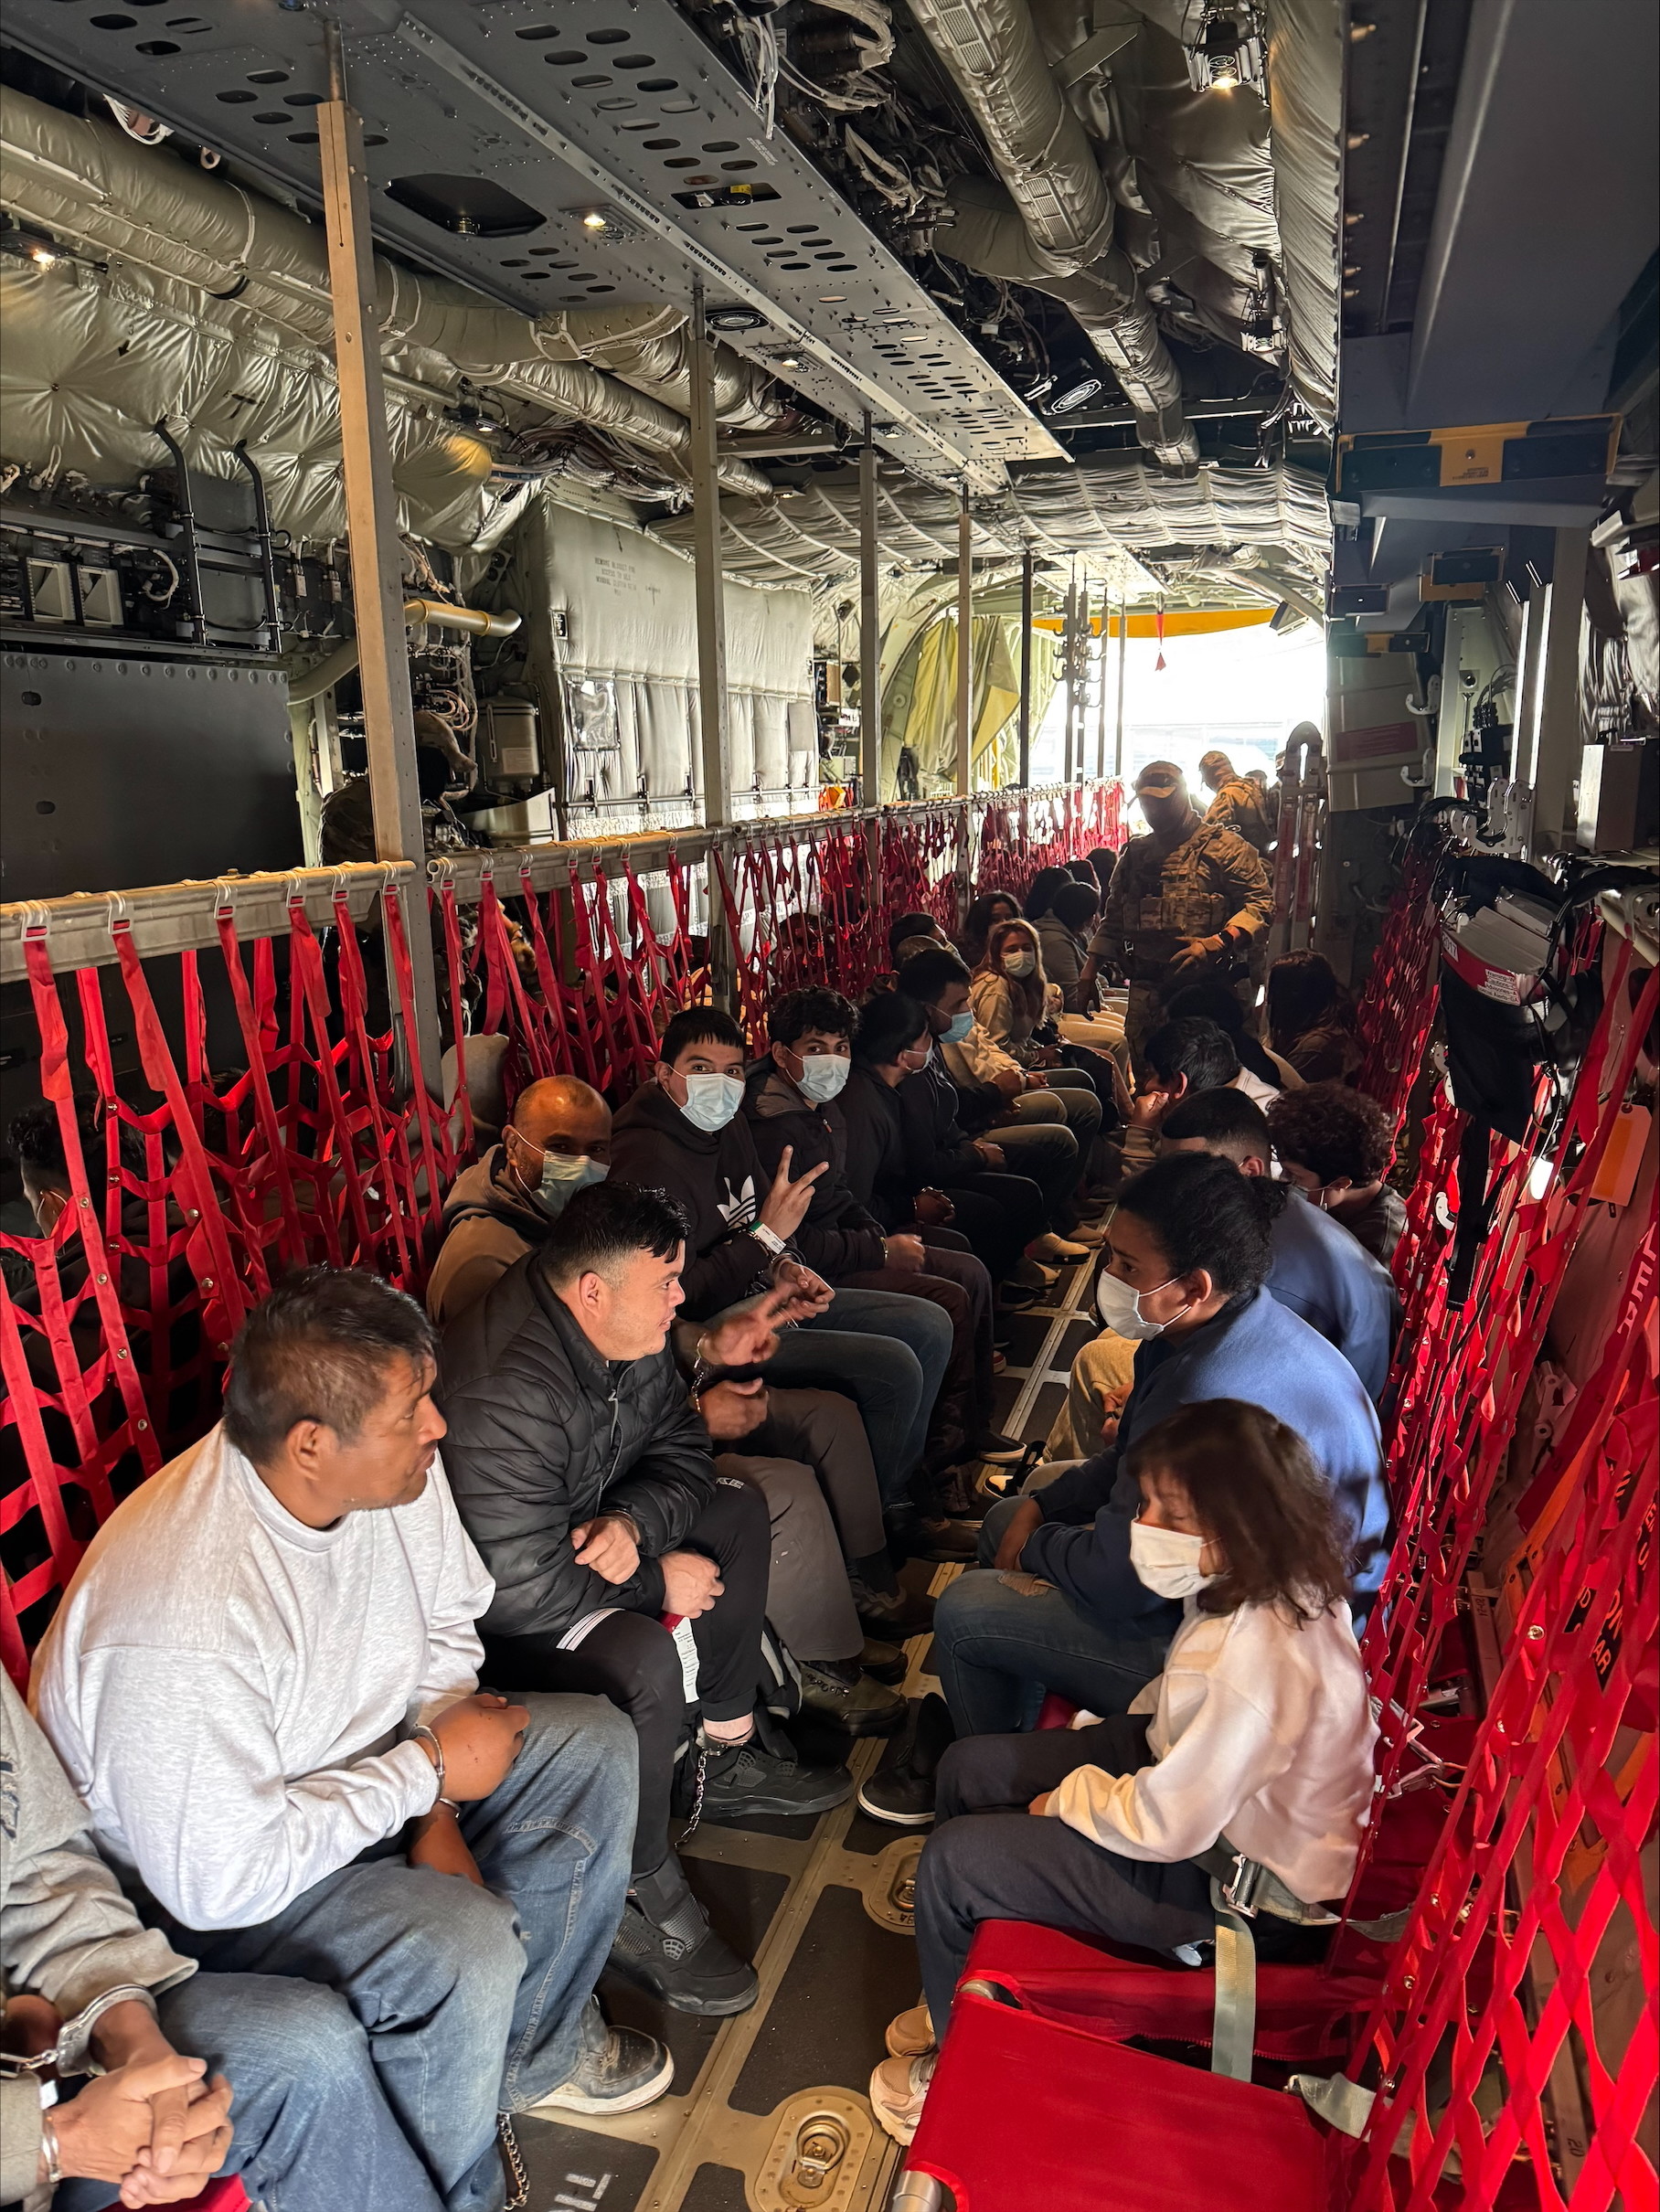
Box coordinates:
[610,1081,771,1321]
[743,1064,886,1279]
[438,1249,716,1639]
[840,1065,917,1231]
[894,1048,984,1188]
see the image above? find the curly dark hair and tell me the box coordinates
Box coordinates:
[1141,1016,1240,1094]
[1267,1082,1395,1187]
[1123,1398,1354,1622]
[771,985,857,1048]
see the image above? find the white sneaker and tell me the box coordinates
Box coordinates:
[869,2049,938,2144]
[529,2004,675,2115]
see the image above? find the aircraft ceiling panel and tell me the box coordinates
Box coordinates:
[4,0,1065,490]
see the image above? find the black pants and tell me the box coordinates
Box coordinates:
[484,1474,771,1879]
[938,1173,1048,1284]
[914,1715,1214,2031]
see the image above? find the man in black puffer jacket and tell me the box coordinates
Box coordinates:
[439,1182,851,2022]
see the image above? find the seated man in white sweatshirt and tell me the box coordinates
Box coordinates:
[32,1264,665,2212]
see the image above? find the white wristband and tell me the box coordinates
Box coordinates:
[749,1221,786,1258]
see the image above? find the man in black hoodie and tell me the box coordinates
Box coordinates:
[440,1183,853,2020]
[610,1009,953,1520]
[746,987,1021,1478]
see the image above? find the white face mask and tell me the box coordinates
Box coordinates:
[1095,1266,1192,1341]
[795,1052,850,1103]
[1129,1518,1214,1601]
[1003,951,1037,978]
[677,1071,746,1133]
[533,1150,608,1216]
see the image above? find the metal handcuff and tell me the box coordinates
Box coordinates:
[0,1980,160,2085]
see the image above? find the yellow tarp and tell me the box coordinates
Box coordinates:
[1033,607,1277,638]
[883,612,1054,795]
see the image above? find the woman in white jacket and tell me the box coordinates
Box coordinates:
[871,1396,1378,2142]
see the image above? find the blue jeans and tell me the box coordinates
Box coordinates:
[929,1497,1170,1734]
[131,1694,635,2212]
[765,1287,952,1505]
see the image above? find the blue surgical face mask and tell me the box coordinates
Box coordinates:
[534,1150,608,1217]
[796,1052,850,1103]
[678,1071,746,1133]
[941,1010,974,1045]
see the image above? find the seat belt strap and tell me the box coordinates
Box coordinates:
[1209,1888,1258,2082]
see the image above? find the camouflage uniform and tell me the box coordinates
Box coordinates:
[1091,816,1274,1055]
[1202,775,1275,856]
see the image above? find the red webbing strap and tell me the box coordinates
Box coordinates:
[1345,1280,1657,2212]
[433,869,477,1157]
[378,881,452,1239]
[328,883,416,1282]
[475,870,556,1090]
[72,965,212,1427]
[211,901,315,1274]
[546,875,606,1090]
[665,847,711,1008]
[282,895,378,1261]
[509,866,578,1086]
[108,923,255,1356]
[21,932,160,1453]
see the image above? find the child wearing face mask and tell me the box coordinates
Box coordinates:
[869,1398,1378,2144]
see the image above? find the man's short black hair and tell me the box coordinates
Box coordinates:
[1161,1086,1272,1162]
[8,1097,143,1186]
[1050,880,1101,931]
[771,985,857,1048]
[896,947,971,1006]
[887,909,942,957]
[540,1181,690,1289]
[1142,1016,1240,1093]
[222,1266,436,1466]
[855,991,931,1066]
[658,1006,747,1066]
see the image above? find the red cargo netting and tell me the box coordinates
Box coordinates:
[1346,1205,1657,2211]
[1,882,470,1679]
[1364,938,1659,1810]
[715,816,889,1044]
[1357,837,1445,1134]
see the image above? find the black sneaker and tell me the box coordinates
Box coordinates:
[851,1579,936,1642]
[530,1998,675,2113]
[974,1431,1029,1466]
[860,1636,907,1685]
[800,1659,907,1738]
[857,1693,955,1828]
[607,1860,758,2017]
[700,1732,853,1820]
[910,1515,979,1562]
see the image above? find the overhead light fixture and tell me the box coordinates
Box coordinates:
[1200,13,1242,85]
[1048,377,1104,416]
[707,304,767,332]
[777,356,802,370]
[580,211,608,231]
[1,222,69,270]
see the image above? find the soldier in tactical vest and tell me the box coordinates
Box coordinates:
[1198,748,1275,855]
[1086,761,1274,1055]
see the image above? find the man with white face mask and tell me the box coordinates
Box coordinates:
[426,1076,612,1325]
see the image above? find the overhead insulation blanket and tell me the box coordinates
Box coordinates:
[505,500,818,825]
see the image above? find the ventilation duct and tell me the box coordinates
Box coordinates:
[650,454,1329,599]
[0,87,783,457]
[903,0,1196,463]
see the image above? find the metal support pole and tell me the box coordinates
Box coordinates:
[1062,565,1078,784]
[688,279,736,1005]
[1525,525,1591,851]
[1095,601,1109,782]
[1076,580,1091,788]
[857,414,882,806]
[1120,600,1130,777]
[857,413,884,908]
[954,485,973,798]
[318,31,441,1090]
[1017,548,1033,790]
